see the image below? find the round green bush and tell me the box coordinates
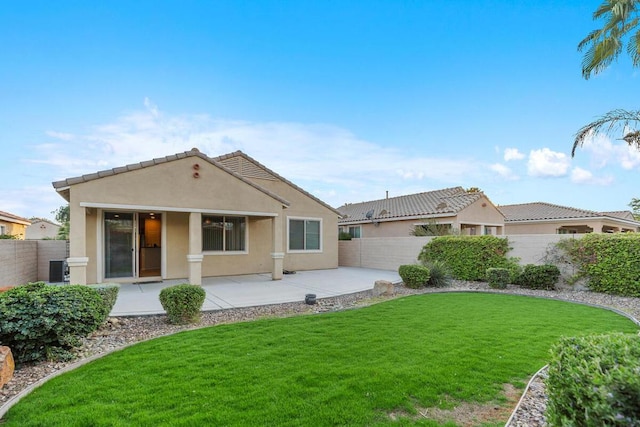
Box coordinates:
[486,268,510,289]
[159,284,206,324]
[0,284,105,363]
[398,265,431,289]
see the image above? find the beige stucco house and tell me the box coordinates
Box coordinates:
[25,218,61,240]
[52,149,340,285]
[0,211,31,239]
[500,202,640,234]
[337,187,505,238]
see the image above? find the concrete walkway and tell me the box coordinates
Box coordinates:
[111,267,401,316]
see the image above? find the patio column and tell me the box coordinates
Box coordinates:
[68,205,88,285]
[271,215,284,280]
[187,212,203,285]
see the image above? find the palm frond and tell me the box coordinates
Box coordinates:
[572,109,640,156]
[579,0,640,79]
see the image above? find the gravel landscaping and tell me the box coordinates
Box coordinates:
[1,280,638,426]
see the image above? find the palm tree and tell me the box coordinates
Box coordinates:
[572,109,640,156]
[573,0,640,156]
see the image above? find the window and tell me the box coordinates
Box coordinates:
[0,225,5,235]
[346,226,361,238]
[289,218,321,251]
[202,216,246,252]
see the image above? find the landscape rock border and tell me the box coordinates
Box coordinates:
[1,280,638,425]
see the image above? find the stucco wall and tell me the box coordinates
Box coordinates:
[25,221,61,240]
[338,234,584,271]
[0,240,68,286]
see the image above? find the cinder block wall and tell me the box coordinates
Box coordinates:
[0,240,69,286]
[0,240,38,286]
[339,234,583,271]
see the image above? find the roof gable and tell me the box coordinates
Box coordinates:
[337,187,488,223]
[214,151,341,215]
[52,148,290,207]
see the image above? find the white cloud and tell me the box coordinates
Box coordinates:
[45,131,75,141]
[504,148,525,161]
[570,167,614,185]
[489,163,519,180]
[26,100,484,208]
[527,148,571,177]
[578,131,640,170]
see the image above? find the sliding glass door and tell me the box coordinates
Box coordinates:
[104,212,135,279]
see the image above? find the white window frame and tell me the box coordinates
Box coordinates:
[287,216,323,253]
[202,215,249,255]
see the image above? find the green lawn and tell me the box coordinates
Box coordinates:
[3,293,638,426]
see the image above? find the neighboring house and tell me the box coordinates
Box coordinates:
[25,218,61,240]
[337,187,505,238]
[499,202,640,234]
[0,211,31,239]
[52,148,340,285]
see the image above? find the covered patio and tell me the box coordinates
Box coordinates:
[110,267,402,316]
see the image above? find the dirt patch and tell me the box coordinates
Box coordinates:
[388,383,523,426]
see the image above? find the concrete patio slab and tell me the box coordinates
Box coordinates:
[110,267,401,316]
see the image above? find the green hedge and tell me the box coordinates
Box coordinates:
[547,334,640,426]
[0,283,105,363]
[398,265,431,289]
[159,284,206,324]
[88,283,120,323]
[557,234,640,296]
[418,235,516,281]
[513,264,560,290]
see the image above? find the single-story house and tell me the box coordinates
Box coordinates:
[0,211,31,239]
[499,202,640,234]
[52,148,340,285]
[25,218,61,240]
[337,187,505,237]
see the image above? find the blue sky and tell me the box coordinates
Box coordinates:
[2,0,639,220]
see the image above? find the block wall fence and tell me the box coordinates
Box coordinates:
[0,240,68,287]
[338,234,581,271]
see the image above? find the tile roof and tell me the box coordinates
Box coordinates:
[52,148,291,207]
[499,202,639,223]
[337,187,487,223]
[0,211,31,225]
[213,151,341,215]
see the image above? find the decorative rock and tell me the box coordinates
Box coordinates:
[373,280,394,296]
[0,346,15,389]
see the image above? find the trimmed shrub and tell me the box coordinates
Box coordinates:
[514,264,560,290]
[0,284,105,363]
[88,283,120,322]
[418,235,514,281]
[486,268,509,289]
[556,234,640,297]
[420,259,452,287]
[398,265,431,289]
[547,333,640,426]
[159,284,206,324]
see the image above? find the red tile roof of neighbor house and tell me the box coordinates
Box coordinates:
[337,187,494,223]
[498,202,639,223]
[0,211,31,225]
